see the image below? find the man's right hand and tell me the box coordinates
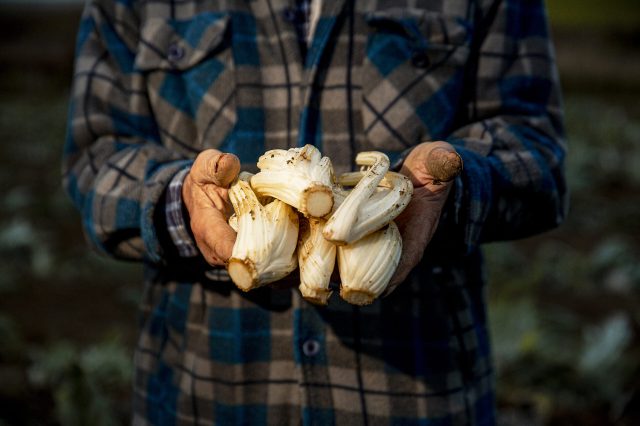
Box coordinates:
[182,149,240,266]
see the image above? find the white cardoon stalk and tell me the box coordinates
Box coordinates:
[322,151,389,244]
[337,221,402,305]
[227,179,298,291]
[335,170,412,240]
[250,145,335,217]
[298,218,336,305]
[324,152,413,245]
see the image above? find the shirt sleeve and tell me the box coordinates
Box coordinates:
[62,0,189,264]
[440,0,568,253]
[165,168,200,258]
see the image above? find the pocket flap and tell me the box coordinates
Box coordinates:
[365,8,470,49]
[135,12,230,71]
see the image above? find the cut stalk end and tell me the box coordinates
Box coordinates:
[339,287,376,306]
[299,285,332,306]
[301,184,334,217]
[227,258,258,292]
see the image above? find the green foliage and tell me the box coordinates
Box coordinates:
[565,97,640,191]
[486,92,640,423]
[547,0,640,30]
[0,314,24,360]
[27,340,133,426]
[0,92,141,424]
[486,236,639,421]
[0,95,142,291]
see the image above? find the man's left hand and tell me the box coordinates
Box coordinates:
[387,141,462,293]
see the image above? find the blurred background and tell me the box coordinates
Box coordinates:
[0,0,638,424]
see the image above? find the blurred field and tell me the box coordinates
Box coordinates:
[1,1,639,425]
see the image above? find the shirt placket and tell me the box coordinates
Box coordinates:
[296,0,361,177]
[292,294,336,424]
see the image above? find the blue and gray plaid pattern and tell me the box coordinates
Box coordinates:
[63,0,567,424]
[289,0,313,53]
[164,0,314,259]
[166,168,199,257]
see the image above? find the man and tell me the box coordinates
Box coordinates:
[63,0,567,424]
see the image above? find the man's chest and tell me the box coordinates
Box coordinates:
[134,0,475,169]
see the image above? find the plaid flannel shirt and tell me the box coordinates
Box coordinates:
[63,0,567,424]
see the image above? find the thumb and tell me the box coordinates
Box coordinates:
[191,149,241,188]
[424,142,463,183]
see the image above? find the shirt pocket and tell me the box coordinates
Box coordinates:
[361,9,471,153]
[135,13,237,153]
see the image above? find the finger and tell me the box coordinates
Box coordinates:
[385,238,423,295]
[191,149,241,187]
[200,221,236,265]
[202,185,231,213]
[186,179,232,214]
[388,221,426,288]
[386,198,443,291]
[190,206,237,266]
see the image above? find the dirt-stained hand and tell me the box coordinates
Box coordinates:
[387,141,462,294]
[182,149,241,266]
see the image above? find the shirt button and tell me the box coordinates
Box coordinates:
[302,339,320,357]
[167,42,185,63]
[411,51,431,69]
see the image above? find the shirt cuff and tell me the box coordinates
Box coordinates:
[444,143,493,254]
[390,147,415,172]
[165,167,200,257]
